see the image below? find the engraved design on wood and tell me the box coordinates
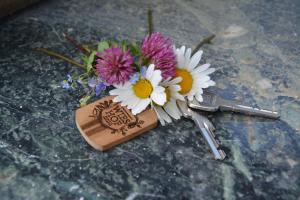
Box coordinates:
[90,100,144,135]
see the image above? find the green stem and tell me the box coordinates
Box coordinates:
[147,8,153,35]
[192,34,216,55]
[35,48,85,69]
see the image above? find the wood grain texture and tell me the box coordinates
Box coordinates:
[75,96,158,151]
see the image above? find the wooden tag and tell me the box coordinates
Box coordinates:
[75,96,158,151]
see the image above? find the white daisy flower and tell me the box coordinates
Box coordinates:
[153,77,185,126]
[174,46,216,102]
[110,64,166,115]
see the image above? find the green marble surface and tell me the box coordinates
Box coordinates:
[0,0,299,199]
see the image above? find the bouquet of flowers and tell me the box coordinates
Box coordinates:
[37,10,216,126]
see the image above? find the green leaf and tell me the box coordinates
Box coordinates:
[81,55,89,65]
[97,41,110,52]
[79,95,91,107]
[129,41,141,57]
[86,51,96,73]
[121,40,129,51]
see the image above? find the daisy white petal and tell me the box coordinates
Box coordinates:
[113,82,132,89]
[173,92,185,101]
[151,88,166,106]
[164,101,181,119]
[207,80,216,86]
[193,63,211,74]
[194,67,215,76]
[110,88,132,98]
[156,106,172,125]
[154,85,165,93]
[195,93,203,102]
[187,94,194,101]
[197,88,203,94]
[150,70,162,87]
[126,97,141,109]
[132,98,151,115]
[173,100,183,115]
[153,107,166,126]
[165,76,182,86]
[202,68,215,75]
[177,46,186,68]
[188,50,203,70]
[194,76,210,84]
[146,64,155,80]
[179,46,186,58]
[109,89,120,96]
[170,85,181,92]
[184,48,192,66]
[116,90,135,103]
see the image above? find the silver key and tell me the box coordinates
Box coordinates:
[189,91,279,119]
[177,100,226,160]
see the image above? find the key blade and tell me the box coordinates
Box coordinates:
[198,124,226,160]
[206,92,280,118]
[178,100,226,160]
[196,114,216,134]
[219,103,280,119]
[191,111,226,160]
[192,91,280,119]
[216,149,226,160]
[192,112,220,150]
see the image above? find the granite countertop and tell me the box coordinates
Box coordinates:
[0,0,299,199]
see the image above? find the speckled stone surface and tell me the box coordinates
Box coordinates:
[0,0,300,199]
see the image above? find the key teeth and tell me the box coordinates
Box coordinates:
[210,128,216,137]
[213,150,226,160]
[215,138,226,160]
[215,139,220,146]
[203,121,216,136]
[218,149,226,160]
[207,121,216,132]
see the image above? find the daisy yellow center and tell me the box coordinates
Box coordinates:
[132,79,153,98]
[175,69,193,94]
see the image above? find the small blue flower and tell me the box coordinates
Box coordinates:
[102,80,110,87]
[61,80,70,89]
[95,82,106,96]
[129,73,140,84]
[88,78,97,88]
[140,66,147,77]
[67,74,72,83]
[96,77,110,86]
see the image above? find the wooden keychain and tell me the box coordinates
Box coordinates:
[75,95,158,151]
